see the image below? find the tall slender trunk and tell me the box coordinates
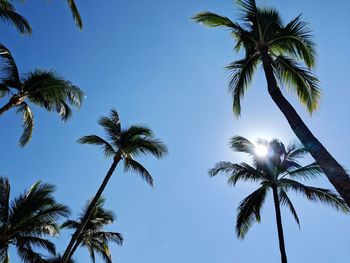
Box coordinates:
[272,186,287,263]
[261,51,350,207]
[67,239,80,261]
[62,155,121,263]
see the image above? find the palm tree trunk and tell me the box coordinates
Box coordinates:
[261,51,350,207]
[67,239,80,260]
[62,155,122,263]
[272,186,287,263]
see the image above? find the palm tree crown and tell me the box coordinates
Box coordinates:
[78,109,168,186]
[193,0,320,116]
[0,177,70,263]
[0,44,84,146]
[209,136,349,238]
[62,197,123,263]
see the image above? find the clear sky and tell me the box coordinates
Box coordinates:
[1,0,350,262]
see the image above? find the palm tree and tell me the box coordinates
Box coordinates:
[0,0,32,34]
[0,44,84,146]
[0,177,70,263]
[62,197,123,263]
[192,1,350,206]
[61,109,167,262]
[209,136,349,263]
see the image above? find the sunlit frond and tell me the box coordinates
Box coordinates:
[230,136,255,155]
[192,11,240,29]
[273,55,321,113]
[270,15,316,68]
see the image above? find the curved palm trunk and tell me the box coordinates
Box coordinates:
[272,186,287,263]
[62,155,121,263]
[261,51,350,207]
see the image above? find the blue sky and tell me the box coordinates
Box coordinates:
[2,0,350,262]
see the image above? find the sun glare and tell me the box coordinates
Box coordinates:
[255,144,268,157]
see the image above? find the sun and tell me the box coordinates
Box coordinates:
[255,144,268,157]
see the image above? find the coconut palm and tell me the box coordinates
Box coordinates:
[192,0,350,206]
[62,197,123,263]
[0,177,70,263]
[0,0,31,34]
[61,109,167,262]
[0,44,84,146]
[209,136,349,263]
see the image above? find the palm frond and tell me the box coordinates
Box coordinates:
[16,102,34,147]
[15,236,56,255]
[98,117,121,146]
[236,186,267,238]
[23,70,84,121]
[278,189,300,227]
[270,14,316,68]
[0,177,10,225]
[280,179,350,213]
[209,161,265,185]
[0,245,9,263]
[285,163,322,180]
[0,43,20,89]
[77,135,116,158]
[124,158,153,187]
[66,0,83,29]
[273,55,321,113]
[121,127,168,159]
[0,1,32,34]
[226,53,260,116]
[230,135,255,154]
[192,11,240,29]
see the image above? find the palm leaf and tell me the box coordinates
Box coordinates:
[273,55,321,113]
[285,163,322,180]
[192,12,240,29]
[270,14,316,68]
[0,1,31,34]
[278,189,300,227]
[77,135,116,158]
[124,158,153,187]
[0,177,10,225]
[0,43,20,89]
[280,178,350,212]
[66,0,83,29]
[16,102,34,147]
[226,53,260,116]
[236,186,267,238]
[230,135,255,154]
